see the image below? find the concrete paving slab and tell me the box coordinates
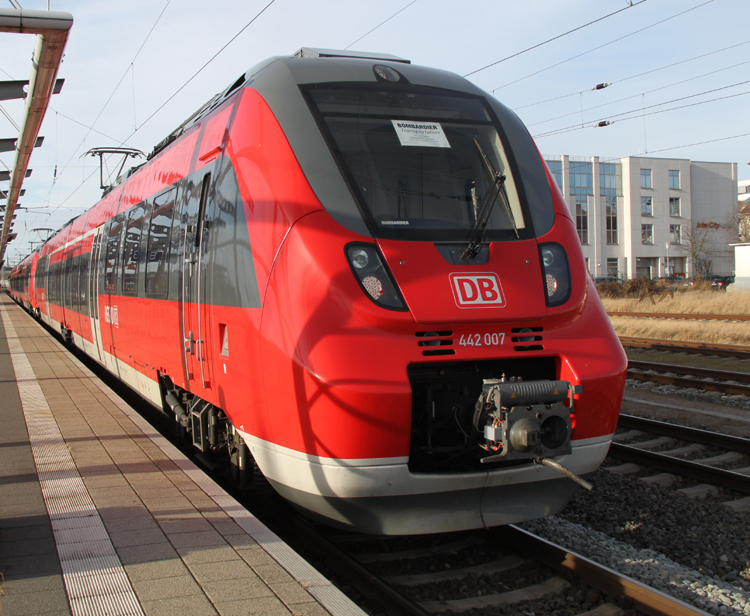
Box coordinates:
[1,297,359,616]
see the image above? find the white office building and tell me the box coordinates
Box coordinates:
[544,155,738,280]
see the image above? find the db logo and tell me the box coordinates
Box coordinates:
[450,273,506,308]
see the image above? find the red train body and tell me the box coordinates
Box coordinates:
[8,49,626,534]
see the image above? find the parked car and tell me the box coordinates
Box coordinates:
[593,276,622,285]
[657,276,683,285]
[710,275,733,291]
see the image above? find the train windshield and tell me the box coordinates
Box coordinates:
[303,84,534,241]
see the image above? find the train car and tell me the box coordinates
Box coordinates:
[8,252,37,312]
[26,48,627,535]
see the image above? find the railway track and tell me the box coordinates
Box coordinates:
[292,517,708,616]
[609,312,750,322]
[620,337,750,360]
[609,414,750,495]
[627,360,750,396]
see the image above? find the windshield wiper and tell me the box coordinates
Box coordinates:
[459,138,518,262]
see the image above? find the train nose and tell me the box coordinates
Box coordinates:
[376,239,547,324]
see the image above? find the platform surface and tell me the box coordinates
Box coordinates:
[0,294,365,616]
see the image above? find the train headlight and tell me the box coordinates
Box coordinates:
[538,242,571,307]
[346,243,407,311]
[542,247,555,267]
[351,248,369,269]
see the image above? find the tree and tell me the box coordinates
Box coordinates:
[676,221,718,279]
[739,198,750,243]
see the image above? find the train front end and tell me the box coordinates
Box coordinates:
[240,51,627,534]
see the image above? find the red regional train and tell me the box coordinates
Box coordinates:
[8,48,626,535]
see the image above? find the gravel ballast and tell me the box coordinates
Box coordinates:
[522,515,750,615]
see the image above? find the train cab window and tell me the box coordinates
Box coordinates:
[146,188,176,297]
[122,204,146,296]
[303,85,532,242]
[105,218,123,293]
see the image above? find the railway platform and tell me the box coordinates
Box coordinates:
[0,294,364,616]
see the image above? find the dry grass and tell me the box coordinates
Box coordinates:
[609,316,750,346]
[602,291,750,316]
[603,286,750,345]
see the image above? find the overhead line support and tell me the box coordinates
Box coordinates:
[0,8,73,262]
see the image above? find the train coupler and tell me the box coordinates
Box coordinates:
[475,377,580,464]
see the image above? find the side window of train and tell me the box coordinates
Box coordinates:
[71,254,81,312]
[104,217,123,294]
[56,260,63,303]
[122,204,146,296]
[79,251,90,312]
[146,187,176,297]
[63,250,74,308]
[48,261,55,303]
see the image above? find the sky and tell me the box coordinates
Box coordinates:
[1,0,749,265]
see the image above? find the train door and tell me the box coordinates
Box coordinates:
[181,173,213,389]
[87,227,104,364]
[102,216,124,378]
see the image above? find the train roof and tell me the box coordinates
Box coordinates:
[150,48,487,161]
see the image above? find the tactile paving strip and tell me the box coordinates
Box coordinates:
[2,303,367,616]
[1,307,144,616]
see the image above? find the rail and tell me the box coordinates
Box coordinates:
[495,525,709,616]
[627,360,750,396]
[608,443,750,496]
[618,414,750,454]
[620,337,750,359]
[609,312,750,322]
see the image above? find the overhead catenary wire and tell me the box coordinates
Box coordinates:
[513,39,750,111]
[43,0,277,218]
[490,0,715,92]
[345,0,417,50]
[643,132,750,156]
[41,0,173,207]
[526,59,750,129]
[463,0,647,78]
[533,87,750,139]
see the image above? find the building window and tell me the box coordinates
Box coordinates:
[607,258,618,277]
[640,168,652,189]
[669,170,680,190]
[545,160,563,190]
[670,224,681,244]
[606,199,618,244]
[642,224,653,244]
[569,161,592,245]
[576,200,588,244]
[601,162,621,245]
[641,196,653,216]
[669,197,680,217]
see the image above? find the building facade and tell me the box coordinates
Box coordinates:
[544,155,738,280]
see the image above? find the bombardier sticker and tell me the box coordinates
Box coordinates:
[391,120,451,148]
[450,273,506,308]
